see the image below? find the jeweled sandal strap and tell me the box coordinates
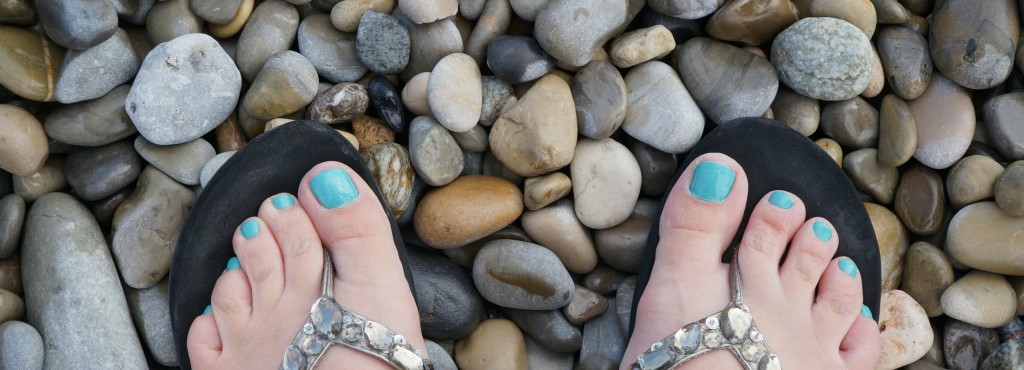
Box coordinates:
[631,252,781,370]
[281,251,432,370]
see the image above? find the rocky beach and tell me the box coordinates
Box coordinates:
[1,0,1024,369]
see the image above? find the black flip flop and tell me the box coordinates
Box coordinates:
[629,117,881,338]
[169,120,416,369]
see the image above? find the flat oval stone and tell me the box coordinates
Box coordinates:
[135,137,216,186]
[0,195,24,258]
[677,37,778,125]
[0,105,49,177]
[145,0,203,45]
[356,10,410,75]
[944,319,1000,370]
[867,202,909,292]
[894,165,945,235]
[705,0,798,46]
[359,142,412,219]
[36,0,116,50]
[242,51,319,121]
[521,199,597,274]
[572,61,626,139]
[0,26,65,102]
[490,74,577,177]
[572,138,642,230]
[900,241,953,316]
[472,239,574,310]
[44,85,137,147]
[595,216,649,273]
[772,17,873,101]
[127,33,241,146]
[22,193,147,368]
[487,36,555,84]
[190,0,243,23]
[428,53,482,133]
[331,0,395,32]
[877,26,932,100]
[648,0,723,19]
[112,167,194,289]
[995,161,1024,216]
[942,271,1017,328]
[609,25,675,69]
[65,140,142,201]
[878,94,917,167]
[981,339,1024,369]
[770,87,819,136]
[534,0,639,67]
[54,28,139,104]
[0,320,42,370]
[522,172,571,211]
[906,73,974,170]
[983,92,1024,161]
[454,318,527,370]
[414,175,523,249]
[13,158,66,202]
[368,76,405,133]
[844,149,898,204]
[821,97,878,149]
[877,290,934,369]
[623,61,704,154]
[125,280,177,366]
[408,248,484,340]
[465,0,512,65]
[930,0,1018,90]
[307,83,369,124]
[948,201,1024,275]
[580,297,627,369]
[402,72,432,117]
[235,0,299,81]
[947,155,1004,209]
[297,14,367,83]
[408,116,464,187]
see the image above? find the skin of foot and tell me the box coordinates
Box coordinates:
[622,153,881,369]
[186,161,427,369]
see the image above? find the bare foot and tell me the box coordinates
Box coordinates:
[186,161,426,369]
[622,153,880,369]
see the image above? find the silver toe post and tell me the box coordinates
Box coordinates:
[281,250,433,370]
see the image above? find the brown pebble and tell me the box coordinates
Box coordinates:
[415,175,524,249]
[214,113,246,153]
[0,105,50,177]
[454,318,528,370]
[562,285,609,326]
[352,115,395,148]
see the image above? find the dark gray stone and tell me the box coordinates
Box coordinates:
[487,36,555,84]
[408,248,484,340]
[983,92,1024,161]
[677,37,778,125]
[929,0,1018,90]
[64,140,143,201]
[397,13,463,81]
[357,10,410,75]
[580,297,627,370]
[0,194,24,259]
[297,14,367,84]
[877,26,932,100]
[125,280,178,366]
[44,85,137,147]
[503,308,582,354]
[35,0,117,50]
[54,28,140,104]
[572,60,627,139]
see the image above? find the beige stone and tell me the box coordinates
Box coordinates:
[521,199,597,274]
[0,105,49,176]
[815,138,843,167]
[331,0,395,32]
[489,75,577,177]
[609,25,676,68]
[523,172,572,210]
[1011,276,1024,316]
[946,155,1003,209]
[947,201,1024,275]
[428,53,482,133]
[571,138,642,230]
[877,290,934,369]
[264,118,294,131]
[455,318,527,370]
[900,242,953,317]
[0,288,23,323]
[209,0,253,38]
[402,72,432,117]
[866,202,908,292]
[862,46,884,97]
[399,0,457,24]
[940,270,1017,328]
[562,284,608,326]
[0,26,65,102]
[414,175,524,249]
[810,0,877,38]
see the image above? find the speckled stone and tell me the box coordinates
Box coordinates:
[145,0,203,45]
[894,165,945,235]
[995,161,1024,216]
[44,85,136,147]
[771,17,873,101]
[64,140,142,201]
[359,142,412,219]
[900,242,953,316]
[947,156,1004,209]
[820,97,879,149]
[944,319,1000,370]
[408,116,464,187]
[705,0,798,45]
[0,321,43,370]
[415,175,523,249]
[534,0,641,67]
[235,0,299,81]
[877,94,917,167]
[54,28,139,104]
[623,61,704,154]
[906,73,975,170]
[877,290,934,369]
[297,14,367,83]
[983,92,1024,161]
[866,202,909,292]
[981,339,1024,370]
[35,0,117,50]
[572,138,642,230]
[504,308,582,354]
[480,77,515,128]
[844,149,899,204]
[521,199,597,274]
[929,0,1019,90]
[771,87,820,136]
[408,248,485,340]
[356,10,410,75]
[472,239,574,310]
[465,0,512,65]
[877,26,932,100]
[307,83,369,124]
[242,51,319,121]
[677,37,778,125]
[134,137,216,186]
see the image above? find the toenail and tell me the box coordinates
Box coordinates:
[202,305,212,315]
[240,219,260,239]
[812,220,832,241]
[309,168,360,209]
[689,161,735,203]
[838,258,858,277]
[768,191,794,209]
[272,194,296,210]
[226,256,240,271]
[861,305,873,319]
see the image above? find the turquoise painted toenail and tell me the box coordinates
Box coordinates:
[769,191,794,209]
[309,168,359,209]
[272,194,295,210]
[203,305,212,315]
[861,305,873,319]
[240,219,259,239]
[226,257,240,271]
[839,258,858,277]
[689,161,735,203]
[813,221,832,241]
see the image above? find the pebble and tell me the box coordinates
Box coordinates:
[111,166,195,289]
[877,290,934,369]
[877,26,932,100]
[947,202,1024,275]
[397,16,463,81]
[428,53,482,133]
[929,0,1018,90]
[242,50,319,121]
[135,137,216,186]
[490,74,577,177]
[407,248,485,340]
[0,105,49,177]
[297,14,367,84]
[631,142,677,197]
[941,270,1017,328]
[877,94,917,167]
[13,157,66,202]
[409,116,464,186]
[771,17,873,101]
[677,37,778,125]
[199,151,235,188]
[648,0,723,19]
[235,0,299,81]
[906,73,975,170]
[44,85,137,147]
[900,242,953,316]
[579,297,627,369]
[820,97,878,149]
[894,165,945,235]
[125,280,177,366]
[771,87,820,136]
[521,199,598,274]
[487,36,556,84]
[415,175,523,249]
[0,195,24,258]
[331,0,395,32]
[0,289,22,323]
[353,116,395,149]
[983,92,1024,161]
[0,26,65,102]
[595,216,650,273]
[441,224,531,268]
[571,61,626,139]
[208,0,253,38]
[190,0,244,23]
[35,0,117,50]
[944,319,1000,370]
[127,33,241,146]
[509,0,548,21]
[215,114,246,152]
[360,142,412,219]
[21,193,147,368]
[562,285,608,326]
[64,140,142,201]
[426,340,458,370]
[503,308,582,354]
[844,149,898,204]
[572,138,642,230]
[0,0,34,25]
[454,318,527,370]
[399,0,457,24]
[981,339,1024,369]
[705,0,799,46]
[522,173,572,211]
[451,124,488,153]
[534,0,639,67]
[609,25,675,69]
[402,72,433,117]
[874,0,910,23]
[368,76,405,133]
[145,0,203,45]
[623,61,704,154]
[91,186,132,226]
[995,161,1024,216]
[472,239,574,310]
[465,0,512,65]
[356,10,410,75]
[947,156,1005,210]
[54,28,139,104]
[308,83,369,124]
[809,0,877,38]
[525,336,574,370]
[866,202,909,292]
[0,321,42,370]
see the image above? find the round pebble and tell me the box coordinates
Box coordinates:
[900,241,953,317]
[521,199,598,274]
[947,155,1004,209]
[983,92,1024,161]
[64,140,142,201]
[134,137,216,186]
[877,26,932,100]
[297,14,367,84]
[0,105,49,177]
[414,175,523,249]
[408,116,464,187]
[242,51,319,121]
[472,239,575,310]
[0,321,43,370]
[906,73,975,170]
[44,85,137,147]
[356,10,410,75]
[571,138,642,230]
[677,37,778,125]
[771,17,874,101]
[428,53,482,133]
[623,61,704,154]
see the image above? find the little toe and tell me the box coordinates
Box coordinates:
[208,260,253,338]
[737,190,806,292]
[231,217,285,306]
[780,218,840,297]
[186,308,222,363]
[840,310,882,368]
[256,193,323,300]
[813,257,865,348]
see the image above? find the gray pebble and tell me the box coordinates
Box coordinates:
[0,321,43,370]
[356,10,411,75]
[125,280,178,366]
[622,61,704,154]
[572,60,627,139]
[236,0,300,81]
[425,340,458,370]
[509,0,549,21]
[145,0,203,45]
[135,137,217,186]
[615,276,636,334]
[54,28,140,104]
[0,195,25,259]
[677,37,778,125]
[298,14,368,83]
[981,339,1024,369]
[35,0,117,50]
[451,124,489,153]
[983,92,1024,161]
[408,116,464,186]
[408,248,484,340]
[200,151,236,188]
[503,308,582,354]
[190,0,244,24]
[579,297,627,370]
[472,239,575,310]
[525,336,574,370]
[397,13,463,81]
[64,140,143,201]
[480,76,515,126]
[648,0,723,19]
[772,17,874,101]
[534,0,641,67]
[487,36,555,84]
[770,87,820,136]
[460,0,487,19]
[13,158,66,203]
[877,26,932,100]
[631,142,676,197]
[44,85,137,147]
[466,0,512,64]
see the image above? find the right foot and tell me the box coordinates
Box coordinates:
[622,153,880,369]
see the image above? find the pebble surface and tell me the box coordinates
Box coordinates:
[772,17,874,101]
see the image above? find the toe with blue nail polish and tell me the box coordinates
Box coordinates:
[813,221,832,242]
[839,258,858,277]
[226,257,240,271]
[272,194,295,210]
[310,168,360,209]
[690,161,736,203]
[240,219,260,239]
[769,191,794,209]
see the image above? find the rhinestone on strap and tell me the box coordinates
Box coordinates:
[281,251,432,370]
[631,253,781,370]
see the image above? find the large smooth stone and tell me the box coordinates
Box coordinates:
[242,51,318,121]
[44,85,137,147]
[877,94,917,167]
[356,10,410,75]
[487,36,555,84]
[454,318,527,370]
[54,28,139,104]
[503,308,582,354]
[235,0,299,81]
[983,92,1024,161]
[472,239,574,310]
[676,37,778,125]
[297,14,367,83]
[648,0,723,19]
[408,249,484,340]
[772,17,873,101]
[465,0,512,65]
[0,195,24,258]
[866,202,909,292]
[894,165,945,235]
[127,33,241,146]
[134,137,216,186]
[571,138,642,230]
[944,319,1000,370]
[770,87,820,136]
[0,321,43,370]
[125,280,177,366]
[844,149,898,204]
[622,61,703,154]
[820,96,879,149]
[521,199,598,274]
[64,140,142,201]
[877,290,934,369]
[21,193,147,368]
[947,201,1024,275]
[111,167,195,289]
[397,14,463,81]
[13,158,66,203]
[900,241,953,317]
[534,0,641,67]
[705,0,798,45]
[572,61,627,140]
[360,142,413,219]
[415,175,523,249]
[877,26,932,100]
[941,270,1017,328]
[947,155,1004,209]
[35,0,116,50]
[145,0,203,45]
[428,53,482,133]
[579,297,626,369]
[408,116,464,186]
[930,0,1018,90]
[906,73,974,170]
[0,26,65,102]
[489,74,577,177]
[0,105,49,177]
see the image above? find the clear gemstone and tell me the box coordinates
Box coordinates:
[705,316,719,329]
[391,345,425,370]
[395,335,407,346]
[703,331,724,348]
[758,354,781,370]
[637,347,673,370]
[342,324,363,343]
[721,307,751,343]
[671,325,701,353]
[281,345,306,370]
[300,334,327,355]
[740,342,765,362]
[343,315,353,324]
[302,323,314,335]
[751,330,763,342]
[650,341,663,352]
[365,321,394,351]
[311,298,344,339]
